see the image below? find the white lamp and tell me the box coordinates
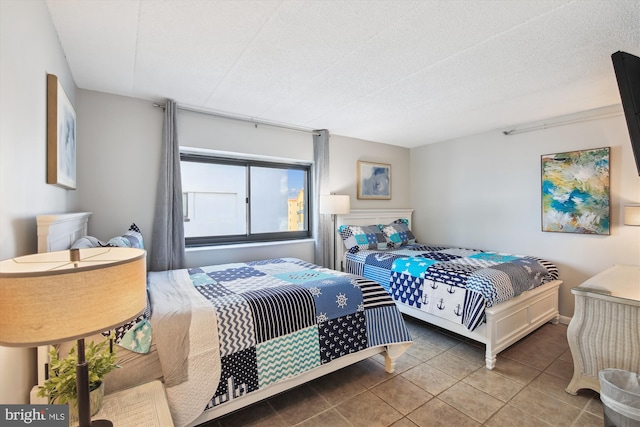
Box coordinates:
[624,205,640,226]
[0,247,147,427]
[319,194,350,217]
[320,194,351,270]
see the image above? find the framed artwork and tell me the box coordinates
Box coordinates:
[47,73,76,189]
[357,161,391,200]
[541,147,610,235]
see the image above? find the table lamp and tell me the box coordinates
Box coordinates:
[0,247,147,427]
[624,205,640,226]
[319,194,350,270]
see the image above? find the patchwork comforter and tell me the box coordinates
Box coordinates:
[149,257,411,426]
[344,245,559,331]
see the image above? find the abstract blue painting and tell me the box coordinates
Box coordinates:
[357,161,391,200]
[541,147,610,234]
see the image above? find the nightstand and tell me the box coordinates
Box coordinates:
[76,381,174,427]
[565,265,640,395]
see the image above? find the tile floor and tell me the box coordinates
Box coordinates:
[204,316,603,427]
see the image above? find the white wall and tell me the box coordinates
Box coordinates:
[330,134,411,209]
[75,94,413,267]
[0,0,77,404]
[410,105,640,319]
[75,90,163,252]
[179,110,313,162]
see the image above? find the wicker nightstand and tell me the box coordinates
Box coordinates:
[78,381,174,427]
[566,265,640,395]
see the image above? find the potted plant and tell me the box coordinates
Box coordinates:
[37,336,118,419]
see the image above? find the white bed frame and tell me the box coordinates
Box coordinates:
[336,209,562,370]
[34,212,411,425]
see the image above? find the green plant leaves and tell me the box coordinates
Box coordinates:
[36,335,118,403]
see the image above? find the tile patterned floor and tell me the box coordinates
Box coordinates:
[203,316,603,427]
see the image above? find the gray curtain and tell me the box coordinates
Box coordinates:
[150,100,186,271]
[313,130,332,268]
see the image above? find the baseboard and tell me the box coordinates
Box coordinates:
[559,315,571,325]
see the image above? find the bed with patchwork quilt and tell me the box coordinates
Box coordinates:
[336,209,563,370]
[345,245,559,331]
[148,257,412,427]
[33,213,411,427]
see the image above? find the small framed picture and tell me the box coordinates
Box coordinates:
[47,73,76,190]
[357,161,391,200]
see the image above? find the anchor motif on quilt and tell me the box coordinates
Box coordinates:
[437,298,445,310]
[374,254,395,261]
[454,304,462,316]
[447,284,456,294]
[430,282,438,289]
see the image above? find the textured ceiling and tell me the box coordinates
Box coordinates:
[45,0,640,148]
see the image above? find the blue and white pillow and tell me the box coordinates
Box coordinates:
[71,223,144,250]
[107,223,144,249]
[70,236,105,249]
[103,298,152,354]
[338,224,389,254]
[381,219,416,248]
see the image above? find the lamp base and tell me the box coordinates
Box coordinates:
[74,420,113,427]
[73,416,112,427]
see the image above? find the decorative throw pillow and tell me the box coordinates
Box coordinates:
[107,223,144,249]
[102,292,152,354]
[70,236,105,249]
[338,224,388,254]
[381,219,416,248]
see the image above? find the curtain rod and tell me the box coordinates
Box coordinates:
[153,102,321,136]
[502,109,623,136]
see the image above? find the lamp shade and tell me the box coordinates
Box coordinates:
[0,247,146,347]
[319,194,350,215]
[624,205,640,226]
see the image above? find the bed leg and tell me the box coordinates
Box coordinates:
[485,352,496,370]
[551,314,560,325]
[384,353,395,373]
[384,343,411,373]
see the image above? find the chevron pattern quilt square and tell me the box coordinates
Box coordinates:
[256,326,320,388]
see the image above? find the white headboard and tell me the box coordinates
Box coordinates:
[33,212,92,394]
[36,212,92,253]
[335,208,414,271]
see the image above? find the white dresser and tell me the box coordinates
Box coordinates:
[566,265,640,394]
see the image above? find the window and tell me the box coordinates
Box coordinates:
[180,151,311,246]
